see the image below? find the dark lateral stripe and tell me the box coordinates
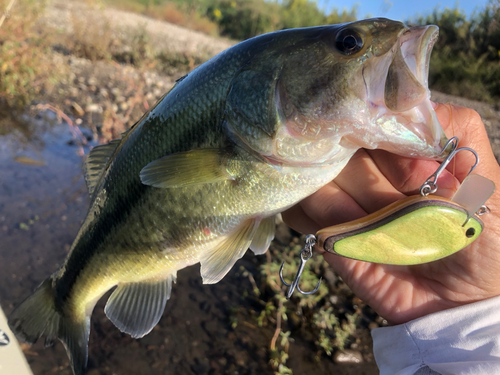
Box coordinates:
[54,108,221,310]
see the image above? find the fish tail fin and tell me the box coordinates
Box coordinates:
[8,278,90,375]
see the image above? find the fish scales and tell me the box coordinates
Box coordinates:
[9,19,449,375]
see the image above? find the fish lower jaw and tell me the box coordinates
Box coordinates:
[360,99,445,158]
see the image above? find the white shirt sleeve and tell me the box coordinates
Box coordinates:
[371,295,500,375]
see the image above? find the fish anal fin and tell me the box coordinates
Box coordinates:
[104,274,176,339]
[200,219,258,284]
[84,139,121,197]
[250,216,276,255]
[140,149,234,188]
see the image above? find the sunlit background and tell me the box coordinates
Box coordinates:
[318,0,489,21]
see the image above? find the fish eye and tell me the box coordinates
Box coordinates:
[335,28,364,55]
[466,227,476,238]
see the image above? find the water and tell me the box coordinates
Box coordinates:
[0,116,377,375]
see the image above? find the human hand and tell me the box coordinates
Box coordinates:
[282,104,500,325]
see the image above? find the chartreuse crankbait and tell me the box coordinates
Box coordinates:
[280,137,496,298]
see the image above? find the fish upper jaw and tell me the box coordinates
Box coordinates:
[359,24,448,159]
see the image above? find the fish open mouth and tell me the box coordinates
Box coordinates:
[362,24,448,158]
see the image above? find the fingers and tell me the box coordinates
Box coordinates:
[434,103,496,182]
[366,150,459,198]
[282,180,366,234]
[333,149,407,212]
[281,203,321,235]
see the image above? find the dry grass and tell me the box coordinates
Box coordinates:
[69,12,114,61]
[105,0,219,36]
[0,0,64,111]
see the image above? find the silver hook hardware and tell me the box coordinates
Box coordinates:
[279,234,322,299]
[420,137,479,196]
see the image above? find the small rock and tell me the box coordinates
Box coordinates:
[153,87,162,97]
[69,87,79,97]
[71,102,85,117]
[218,357,227,366]
[87,77,97,86]
[119,102,129,111]
[333,349,363,364]
[116,95,126,103]
[99,88,109,98]
[368,322,379,330]
[85,104,103,113]
[323,268,338,287]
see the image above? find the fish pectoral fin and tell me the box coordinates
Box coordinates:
[249,216,276,255]
[84,139,121,197]
[104,273,177,339]
[200,219,259,284]
[140,149,234,188]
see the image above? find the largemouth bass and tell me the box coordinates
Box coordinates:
[10,18,447,374]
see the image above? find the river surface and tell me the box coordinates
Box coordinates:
[0,116,377,374]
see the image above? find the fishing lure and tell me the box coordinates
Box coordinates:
[280,137,495,298]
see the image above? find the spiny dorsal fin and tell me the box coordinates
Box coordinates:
[200,219,258,284]
[250,216,276,255]
[140,149,234,188]
[104,273,176,339]
[83,139,121,197]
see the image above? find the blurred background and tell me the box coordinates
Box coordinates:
[0,1,499,374]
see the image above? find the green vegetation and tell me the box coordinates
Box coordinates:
[2,0,499,118]
[103,0,500,104]
[235,237,363,373]
[410,1,500,104]
[104,0,357,40]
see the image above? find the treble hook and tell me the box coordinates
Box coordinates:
[279,234,322,299]
[420,137,479,196]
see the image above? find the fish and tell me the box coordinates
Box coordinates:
[9,18,448,375]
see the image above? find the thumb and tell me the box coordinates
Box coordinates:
[434,103,500,185]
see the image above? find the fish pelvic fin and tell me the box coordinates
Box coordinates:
[200,219,259,284]
[8,278,91,375]
[104,273,176,339]
[250,216,276,255]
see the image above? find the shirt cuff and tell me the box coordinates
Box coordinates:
[371,295,500,375]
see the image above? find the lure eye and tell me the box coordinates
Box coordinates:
[466,227,476,238]
[335,28,364,55]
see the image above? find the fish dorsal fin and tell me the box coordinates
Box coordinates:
[84,139,121,197]
[200,219,259,284]
[140,149,234,188]
[249,216,276,255]
[104,274,176,339]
